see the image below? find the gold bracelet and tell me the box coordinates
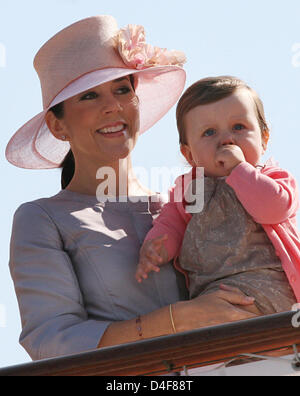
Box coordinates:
[169,304,177,333]
[136,315,143,339]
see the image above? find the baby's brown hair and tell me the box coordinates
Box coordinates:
[176,76,269,146]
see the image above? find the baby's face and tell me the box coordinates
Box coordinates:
[181,88,267,177]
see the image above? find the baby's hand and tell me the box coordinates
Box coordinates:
[135,235,169,283]
[215,145,246,175]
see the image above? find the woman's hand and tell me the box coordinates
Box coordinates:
[99,285,258,348]
[173,286,258,333]
[135,235,169,283]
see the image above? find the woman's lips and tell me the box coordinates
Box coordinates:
[100,130,126,138]
[96,123,128,138]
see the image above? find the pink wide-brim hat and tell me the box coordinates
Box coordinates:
[5,15,186,169]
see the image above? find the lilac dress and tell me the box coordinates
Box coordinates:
[9,190,186,361]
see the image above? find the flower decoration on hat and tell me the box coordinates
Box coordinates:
[115,25,186,70]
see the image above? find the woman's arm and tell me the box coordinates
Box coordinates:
[99,289,257,348]
[9,202,111,360]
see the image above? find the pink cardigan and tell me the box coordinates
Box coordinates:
[146,162,300,302]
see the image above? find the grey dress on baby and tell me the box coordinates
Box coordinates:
[179,177,296,314]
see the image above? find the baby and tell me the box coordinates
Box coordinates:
[136,76,300,315]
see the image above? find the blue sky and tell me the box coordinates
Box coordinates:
[1,0,300,368]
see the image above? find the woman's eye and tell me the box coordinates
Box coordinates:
[203,128,216,137]
[233,123,245,131]
[116,86,132,95]
[80,91,98,101]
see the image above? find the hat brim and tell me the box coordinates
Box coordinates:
[6,65,186,169]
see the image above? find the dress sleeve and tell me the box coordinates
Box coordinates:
[226,162,299,225]
[9,202,111,361]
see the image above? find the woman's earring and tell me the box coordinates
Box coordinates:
[61,135,67,141]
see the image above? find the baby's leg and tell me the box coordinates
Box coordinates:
[201,269,297,316]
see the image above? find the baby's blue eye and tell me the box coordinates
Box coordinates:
[203,128,216,137]
[233,124,245,131]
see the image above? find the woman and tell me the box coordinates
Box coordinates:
[6,15,257,361]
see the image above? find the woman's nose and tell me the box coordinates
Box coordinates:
[101,97,123,114]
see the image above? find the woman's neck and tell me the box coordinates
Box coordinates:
[66,157,154,198]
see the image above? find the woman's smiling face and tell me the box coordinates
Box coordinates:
[52,76,140,167]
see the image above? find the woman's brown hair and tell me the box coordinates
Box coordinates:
[176,76,270,146]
